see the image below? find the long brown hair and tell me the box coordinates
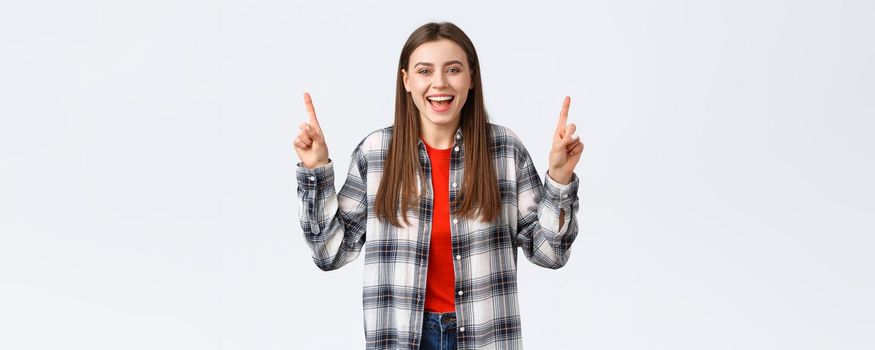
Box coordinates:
[375,22,500,228]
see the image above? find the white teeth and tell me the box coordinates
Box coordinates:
[427,96,454,101]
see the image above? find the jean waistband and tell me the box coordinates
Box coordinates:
[424,311,456,324]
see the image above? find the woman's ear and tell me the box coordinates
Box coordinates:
[401,69,409,92]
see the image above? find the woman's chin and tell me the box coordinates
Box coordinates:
[422,113,459,126]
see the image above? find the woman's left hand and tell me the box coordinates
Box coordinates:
[547,96,584,185]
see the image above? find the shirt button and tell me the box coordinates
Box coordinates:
[455,134,461,139]
[308,176,316,181]
[454,146,459,152]
[459,326,465,332]
[562,194,568,198]
[452,182,457,188]
[456,255,461,260]
[453,219,458,224]
[457,290,463,296]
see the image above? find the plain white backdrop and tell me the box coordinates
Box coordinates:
[1,0,873,349]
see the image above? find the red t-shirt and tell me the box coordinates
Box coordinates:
[422,139,456,312]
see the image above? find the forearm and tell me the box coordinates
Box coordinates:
[297,159,367,271]
[515,171,580,268]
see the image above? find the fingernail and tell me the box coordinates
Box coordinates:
[572,133,579,139]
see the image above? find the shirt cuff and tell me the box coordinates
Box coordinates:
[296,159,335,189]
[544,171,579,208]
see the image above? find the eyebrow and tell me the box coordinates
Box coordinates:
[413,60,464,68]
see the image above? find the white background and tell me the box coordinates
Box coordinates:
[1,0,873,349]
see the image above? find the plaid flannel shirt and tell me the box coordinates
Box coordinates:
[296,123,580,349]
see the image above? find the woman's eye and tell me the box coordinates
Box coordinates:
[418,67,461,75]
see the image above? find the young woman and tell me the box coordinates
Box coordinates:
[293,22,583,350]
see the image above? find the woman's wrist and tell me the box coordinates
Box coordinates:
[547,168,572,185]
[302,159,330,169]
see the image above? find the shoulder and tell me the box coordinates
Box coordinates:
[353,125,393,155]
[487,122,528,156]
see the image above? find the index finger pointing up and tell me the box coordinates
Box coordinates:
[555,96,571,135]
[303,92,321,131]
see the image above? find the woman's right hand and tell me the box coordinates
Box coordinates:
[293,92,330,169]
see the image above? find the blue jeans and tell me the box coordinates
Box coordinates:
[420,311,457,350]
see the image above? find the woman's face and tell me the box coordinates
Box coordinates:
[402,39,473,130]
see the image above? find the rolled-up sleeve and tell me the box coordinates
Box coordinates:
[513,141,581,269]
[296,143,369,271]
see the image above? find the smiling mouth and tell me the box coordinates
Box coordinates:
[427,96,454,111]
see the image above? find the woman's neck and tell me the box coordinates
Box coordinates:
[419,118,460,149]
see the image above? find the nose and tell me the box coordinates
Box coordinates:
[431,71,448,88]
